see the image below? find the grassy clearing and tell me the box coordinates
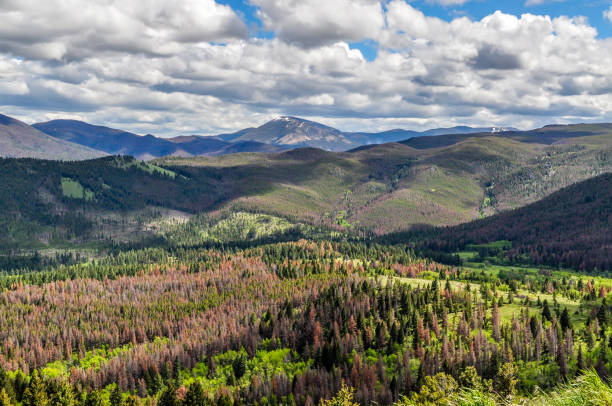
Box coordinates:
[61,177,95,201]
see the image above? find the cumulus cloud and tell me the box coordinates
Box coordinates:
[0,0,247,60]
[1,0,612,136]
[250,0,385,48]
[605,6,612,23]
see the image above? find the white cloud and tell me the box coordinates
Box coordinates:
[1,1,612,136]
[605,6,612,23]
[0,0,247,60]
[251,0,385,48]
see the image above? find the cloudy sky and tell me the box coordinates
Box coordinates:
[1,0,612,136]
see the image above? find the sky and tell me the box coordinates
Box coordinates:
[1,0,612,136]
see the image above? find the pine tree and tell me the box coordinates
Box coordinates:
[53,381,77,406]
[22,370,49,406]
[496,362,518,398]
[184,381,211,406]
[232,353,247,380]
[542,300,552,322]
[85,390,104,406]
[491,302,500,341]
[124,395,141,406]
[0,388,11,406]
[158,383,178,406]
[319,383,359,406]
[560,307,571,331]
[110,385,123,406]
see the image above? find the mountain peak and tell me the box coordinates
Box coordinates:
[272,116,298,122]
[233,116,350,150]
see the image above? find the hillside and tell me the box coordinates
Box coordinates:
[159,129,611,233]
[401,173,612,271]
[0,114,106,160]
[2,124,610,248]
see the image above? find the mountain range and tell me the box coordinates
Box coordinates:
[1,112,519,160]
[32,119,285,160]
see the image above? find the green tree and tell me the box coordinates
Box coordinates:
[0,388,12,406]
[22,370,49,406]
[110,385,123,406]
[184,381,210,406]
[542,300,552,322]
[319,383,359,406]
[158,383,178,406]
[560,307,572,331]
[53,381,77,406]
[124,395,141,406]
[232,353,247,381]
[459,366,482,390]
[217,394,233,406]
[408,373,457,405]
[85,390,104,406]
[496,362,518,398]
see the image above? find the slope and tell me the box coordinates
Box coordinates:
[157,129,612,233]
[2,124,610,248]
[403,173,612,271]
[33,119,281,160]
[0,114,106,160]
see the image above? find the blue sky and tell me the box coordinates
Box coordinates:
[1,0,612,135]
[219,0,612,60]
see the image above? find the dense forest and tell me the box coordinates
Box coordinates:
[1,233,612,405]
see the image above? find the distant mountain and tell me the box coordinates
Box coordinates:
[345,125,518,146]
[34,120,282,160]
[230,116,519,151]
[402,123,612,149]
[216,128,255,142]
[0,114,105,160]
[232,116,354,150]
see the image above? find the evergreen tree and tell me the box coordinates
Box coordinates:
[124,395,141,406]
[85,390,104,406]
[110,385,123,406]
[22,370,49,406]
[560,308,571,331]
[184,381,210,406]
[158,383,178,406]
[53,381,77,406]
[319,383,359,406]
[232,353,247,380]
[217,394,233,406]
[0,388,11,406]
[542,300,552,322]
[496,362,518,398]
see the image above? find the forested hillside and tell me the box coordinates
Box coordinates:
[1,126,610,249]
[397,174,612,271]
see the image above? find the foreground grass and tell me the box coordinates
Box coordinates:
[450,370,612,406]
